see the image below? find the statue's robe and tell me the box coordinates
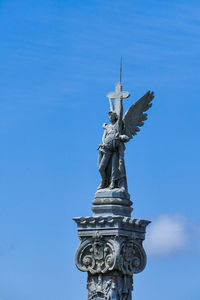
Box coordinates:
[98,122,127,190]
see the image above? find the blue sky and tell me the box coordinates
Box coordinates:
[0,0,200,299]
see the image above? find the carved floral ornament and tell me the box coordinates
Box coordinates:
[75,233,146,275]
[88,275,114,300]
[87,274,133,300]
[119,240,146,275]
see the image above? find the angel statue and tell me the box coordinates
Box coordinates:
[97,82,154,192]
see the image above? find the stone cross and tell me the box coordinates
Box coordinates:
[107,82,130,116]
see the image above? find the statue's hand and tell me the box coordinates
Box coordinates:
[119,134,130,142]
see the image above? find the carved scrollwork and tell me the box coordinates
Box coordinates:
[119,240,146,275]
[75,234,116,274]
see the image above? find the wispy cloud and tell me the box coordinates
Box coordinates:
[144,214,188,257]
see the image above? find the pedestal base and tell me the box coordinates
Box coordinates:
[74,188,150,299]
[74,214,150,299]
[92,188,133,217]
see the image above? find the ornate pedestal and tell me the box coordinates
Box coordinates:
[74,190,150,299]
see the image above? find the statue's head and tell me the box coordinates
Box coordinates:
[108,111,118,124]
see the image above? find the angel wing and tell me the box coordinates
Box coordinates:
[123,90,154,139]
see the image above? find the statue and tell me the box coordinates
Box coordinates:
[97,82,154,192]
[74,70,154,300]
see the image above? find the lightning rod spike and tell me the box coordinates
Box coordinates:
[120,56,122,85]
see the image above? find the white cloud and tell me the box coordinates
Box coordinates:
[144,214,188,257]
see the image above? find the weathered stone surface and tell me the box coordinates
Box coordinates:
[73,216,150,239]
[95,188,130,201]
[75,232,147,276]
[74,220,149,299]
[93,188,132,217]
[92,204,133,217]
[87,273,133,300]
[92,197,132,206]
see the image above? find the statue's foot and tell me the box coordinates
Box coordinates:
[97,182,106,190]
[109,182,115,189]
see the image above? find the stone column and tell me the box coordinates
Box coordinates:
[74,189,150,299]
